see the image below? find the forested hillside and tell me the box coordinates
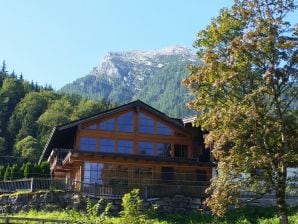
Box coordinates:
[0,61,114,165]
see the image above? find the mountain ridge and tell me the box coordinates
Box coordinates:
[60,46,199,117]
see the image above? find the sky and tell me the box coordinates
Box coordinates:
[1,0,296,90]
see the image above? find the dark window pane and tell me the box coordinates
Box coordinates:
[174,144,188,158]
[99,118,115,131]
[118,112,134,132]
[139,142,154,156]
[139,113,154,134]
[156,122,173,135]
[118,140,133,154]
[80,137,97,152]
[161,167,174,182]
[99,139,115,153]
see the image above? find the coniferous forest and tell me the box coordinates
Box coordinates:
[0,61,115,179]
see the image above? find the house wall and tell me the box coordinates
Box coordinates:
[52,106,212,186]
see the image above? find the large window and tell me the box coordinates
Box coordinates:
[156,122,173,135]
[99,139,115,153]
[84,162,103,184]
[139,113,154,134]
[157,143,171,158]
[118,112,134,132]
[118,140,133,154]
[174,144,188,159]
[99,118,115,131]
[133,167,153,185]
[139,142,154,156]
[80,137,97,152]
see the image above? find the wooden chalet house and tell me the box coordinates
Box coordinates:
[39,100,214,196]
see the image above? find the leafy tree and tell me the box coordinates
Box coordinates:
[37,97,73,128]
[184,0,298,223]
[14,136,41,162]
[71,99,111,120]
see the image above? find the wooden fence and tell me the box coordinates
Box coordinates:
[0,216,69,224]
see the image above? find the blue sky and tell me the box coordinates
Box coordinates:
[1,0,296,89]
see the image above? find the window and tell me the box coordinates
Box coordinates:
[133,167,153,184]
[161,167,174,182]
[99,118,115,131]
[157,143,171,158]
[139,142,154,156]
[80,137,97,152]
[118,112,134,132]
[196,170,208,182]
[139,112,154,134]
[99,139,115,153]
[174,144,188,159]
[118,140,133,154]
[84,162,104,184]
[156,122,173,135]
[108,164,128,186]
[86,124,97,130]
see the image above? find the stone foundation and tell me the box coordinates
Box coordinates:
[0,191,297,214]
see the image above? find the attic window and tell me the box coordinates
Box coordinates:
[99,118,115,131]
[156,122,173,135]
[139,113,154,134]
[118,112,134,132]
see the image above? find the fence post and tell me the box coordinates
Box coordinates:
[30,178,34,192]
[4,217,8,224]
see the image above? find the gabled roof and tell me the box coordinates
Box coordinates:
[39,100,187,163]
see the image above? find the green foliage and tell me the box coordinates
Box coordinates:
[119,188,157,224]
[7,206,298,224]
[0,136,6,154]
[0,162,50,180]
[67,198,112,224]
[0,62,114,164]
[184,0,298,221]
[14,136,41,162]
[4,164,11,181]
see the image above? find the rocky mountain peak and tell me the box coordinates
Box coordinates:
[90,46,196,79]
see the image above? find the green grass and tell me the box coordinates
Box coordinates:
[2,206,298,224]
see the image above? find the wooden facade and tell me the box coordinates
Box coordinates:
[39,100,214,190]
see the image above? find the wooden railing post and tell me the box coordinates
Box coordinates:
[4,217,8,224]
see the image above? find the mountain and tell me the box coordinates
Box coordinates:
[60,46,199,117]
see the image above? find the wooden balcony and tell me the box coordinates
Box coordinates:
[55,148,214,167]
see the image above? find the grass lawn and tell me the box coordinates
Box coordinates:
[4,206,298,224]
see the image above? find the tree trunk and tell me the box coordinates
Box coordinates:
[275,161,288,224]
